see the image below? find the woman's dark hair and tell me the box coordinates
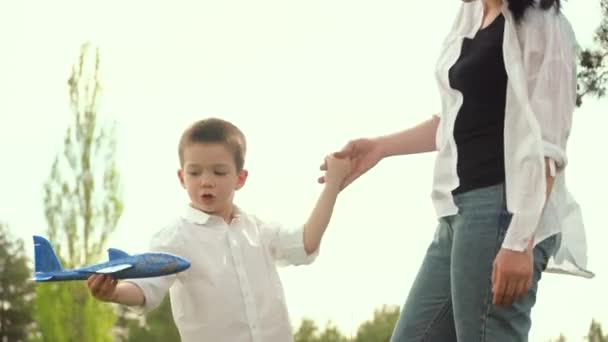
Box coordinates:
[507,0,562,23]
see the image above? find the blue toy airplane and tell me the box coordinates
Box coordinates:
[32,235,191,282]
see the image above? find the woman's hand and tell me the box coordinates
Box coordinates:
[318,138,385,189]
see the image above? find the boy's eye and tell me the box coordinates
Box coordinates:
[215,171,227,176]
[187,171,201,176]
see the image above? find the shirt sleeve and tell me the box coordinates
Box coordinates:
[502,11,578,251]
[522,12,577,170]
[124,225,183,313]
[255,217,318,267]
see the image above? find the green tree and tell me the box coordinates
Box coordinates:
[32,41,123,342]
[587,320,608,342]
[0,222,35,341]
[294,318,320,342]
[126,297,180,342]
[317,322,349,342]
[114,306,135,342]
[548,333,567,342]
[294,318,349,342]
[577,0,608,106]
[353,305,400,342]
[553,334,567,342]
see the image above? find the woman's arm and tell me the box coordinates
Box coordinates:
[377,115,441,158]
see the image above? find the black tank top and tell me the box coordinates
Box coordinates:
[448,14,507,195]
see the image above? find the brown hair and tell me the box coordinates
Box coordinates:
[178,118,247,171]
[507,0,561,23]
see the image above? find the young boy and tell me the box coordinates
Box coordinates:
[87,118,352,342]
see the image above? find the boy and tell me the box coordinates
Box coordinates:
[87,117,352,342]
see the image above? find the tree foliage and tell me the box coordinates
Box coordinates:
[577,0,608,106]
[125,297,180,342]
[33,41,123,342]
[293,305,400,342]
[0,223,35,341]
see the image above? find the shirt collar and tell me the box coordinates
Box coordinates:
[182,204,245,225]
[183,205,211,225]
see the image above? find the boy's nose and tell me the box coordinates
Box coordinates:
[200,177,214,188]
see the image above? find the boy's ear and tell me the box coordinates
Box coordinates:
[236,169,248,190]
[177,169,186,188]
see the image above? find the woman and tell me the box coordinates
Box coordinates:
[319,0,593,341]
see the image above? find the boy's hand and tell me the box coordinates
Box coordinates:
[319,138,384,189]
[323,155,353,189]
[87,274,118,303]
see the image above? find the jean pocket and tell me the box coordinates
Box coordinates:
[537,234,560,271]
[496,210,513,243]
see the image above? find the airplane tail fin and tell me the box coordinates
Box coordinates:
[33,235,63,272]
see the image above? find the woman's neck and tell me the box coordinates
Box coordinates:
[482,0,503,11]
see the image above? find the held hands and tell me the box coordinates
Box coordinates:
[322,154,353,189]
[319,137,384,189]
[491,243,534,307]
[87,274,118,303]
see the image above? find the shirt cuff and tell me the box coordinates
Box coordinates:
[542,141,567,170]
[122,279,165,314]
[501,210,540,252]
[276,225,319,266]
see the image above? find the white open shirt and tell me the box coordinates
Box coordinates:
[432,0,592,278]
[126,205,317,342]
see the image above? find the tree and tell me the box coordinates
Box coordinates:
[114,306,136,342]
[0,222,35,341]
[577,0,608,106]
[353,305,400,342]
[586,320,608,342]
[294,318,320,342]
[293,306,400,342]
[553,334,567,342]
[551,320,608,342]
[293,318,349,342]
[317,322,349,342]
[125,297,180,342]
[32,41,123,342]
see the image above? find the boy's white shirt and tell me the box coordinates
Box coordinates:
[432,0,593,277]
[125,205,317,342]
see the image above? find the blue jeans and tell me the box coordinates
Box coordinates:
[390,184,558,342]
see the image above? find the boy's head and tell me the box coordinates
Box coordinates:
[178,118,246,171]
[177,118,248,220]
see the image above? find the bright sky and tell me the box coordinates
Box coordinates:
[1,0,606,340]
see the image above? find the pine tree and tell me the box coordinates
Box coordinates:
[0,222,35,341]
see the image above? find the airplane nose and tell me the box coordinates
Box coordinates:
[176,256,191,271]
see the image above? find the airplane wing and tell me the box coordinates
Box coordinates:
[34,274,54,281]
[108,248,130,260]
[94,264,133,274]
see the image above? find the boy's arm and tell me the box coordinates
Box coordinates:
[302,181,341,255]
[88,225,182,312]
[122,274,176,313]
[259,155,351,265]
[303,155,352,254]
[113,282,146,306]
[88,275,145,306]
[89,273,175,312]
[256,183,340,264]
